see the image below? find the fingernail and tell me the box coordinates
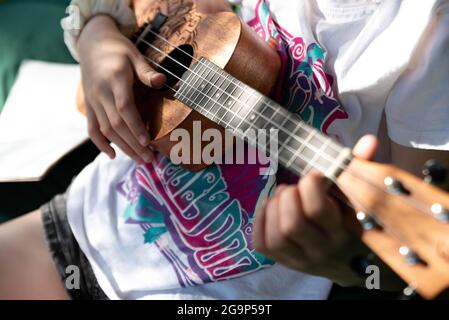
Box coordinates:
[151,73,167,88]
[142,151,154,163]
[139,134,150,146]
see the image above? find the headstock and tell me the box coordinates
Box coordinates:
[337,158,449,299]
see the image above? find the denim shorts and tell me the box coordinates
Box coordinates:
[41,193,108,300]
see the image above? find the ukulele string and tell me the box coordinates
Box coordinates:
[138,35,435,230]
[147,69,312,176]
[144,28,344,155]
[139,38,347,176]
[140,50,339,178]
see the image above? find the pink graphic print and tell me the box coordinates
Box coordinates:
[117,154,273,287]
[248,0,349,135]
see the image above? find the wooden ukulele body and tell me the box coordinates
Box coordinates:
[78,0,280,171]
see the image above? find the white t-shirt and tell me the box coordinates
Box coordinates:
[67,0,449,300]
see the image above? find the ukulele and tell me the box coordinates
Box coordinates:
[77,1,449,299]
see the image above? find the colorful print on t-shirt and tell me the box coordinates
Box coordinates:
[116,0,348,289]
[117,155,274,287]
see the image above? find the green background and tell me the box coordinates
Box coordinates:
[0,0,75,113]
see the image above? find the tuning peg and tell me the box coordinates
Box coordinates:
[431,203,449,223]
[399,285,421,300]
[399,246,424,266]
[384,177,410,195]
[423,159,447,185]
[356,212,381,230]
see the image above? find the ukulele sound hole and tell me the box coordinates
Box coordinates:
[157,44,194,89]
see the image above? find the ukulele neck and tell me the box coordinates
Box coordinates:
[175,57,352,179]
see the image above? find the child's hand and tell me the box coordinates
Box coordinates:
[253,136,379,287]
[77,15,167,164]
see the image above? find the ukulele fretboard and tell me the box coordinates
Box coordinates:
[175,57,352,179]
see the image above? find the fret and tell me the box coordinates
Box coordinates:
[177,64,195,104]
[183,61,208,112]
[203,70,228,119]
[184,59,214,113]
[238,92,259,125]
[231,88,255,125]
[222,87,255,131]
[302,138,332,175]
[277,114,315,159]
[195,61,217,106]
[283,116,308,137]
[285,130,317,169]
[249,105,267,131]
[180,60,202,106]
[293,119,313,139]
[207,68,228,122]
[324,147,352,178]
[235,93,261,132]
[182,72,211,117]
[240,95,265,130]
[206,62,231,120]
[268,101,290,130]
[277,115,298,150]
[259,100,274,121]
[189,65,224,118]
[220,77,245,127]
[308,136,348,177]
[213,73,238,126]
[280,116,311,153]
[322,139,345,160]
[258,101,277,130]
[177,59,240,128]
[277,143,295,163]
[278,105,292,128]
[190,64,216,114]
[262,107,289,146]
[301,137,324,169]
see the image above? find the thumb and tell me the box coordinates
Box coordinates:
[131,54,167,88]
[352,135,378,160]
